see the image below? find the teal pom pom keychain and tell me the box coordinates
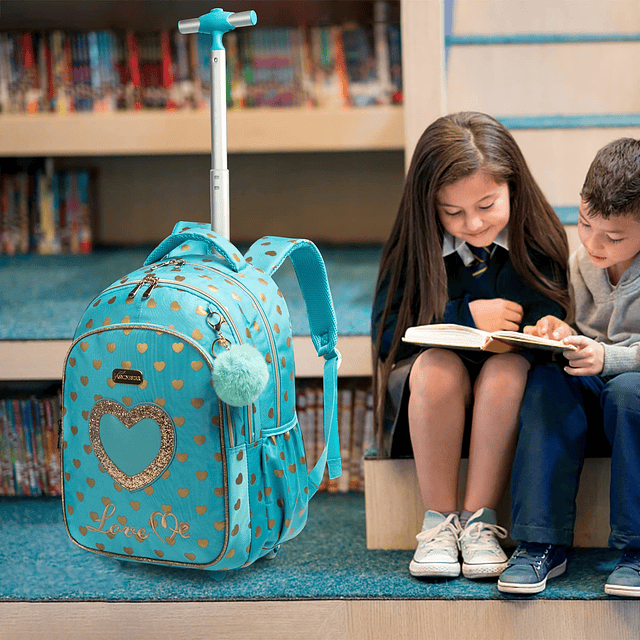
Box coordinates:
[211,343,269,406]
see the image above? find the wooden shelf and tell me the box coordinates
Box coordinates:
[0,107,404,157]
[0,335,372,381]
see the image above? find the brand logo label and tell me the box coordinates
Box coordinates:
[111,369,144,385]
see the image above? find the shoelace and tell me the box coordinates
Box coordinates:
[416,513,461,549]
[459,521,508,552]
[507,543,554,569]
[617,549,640,572]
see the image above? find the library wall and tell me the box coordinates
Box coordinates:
[55,151,404,245]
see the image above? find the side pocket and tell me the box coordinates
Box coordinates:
[261,421,309,546]
[217,443,251,570]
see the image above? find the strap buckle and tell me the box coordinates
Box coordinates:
[323,347,342,370]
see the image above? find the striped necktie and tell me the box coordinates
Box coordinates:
[467,244,493,277]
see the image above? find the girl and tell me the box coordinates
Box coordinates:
[371,112,571,579]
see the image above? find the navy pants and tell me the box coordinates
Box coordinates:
[510,363,640,549]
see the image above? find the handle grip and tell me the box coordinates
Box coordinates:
[144,225,247,272]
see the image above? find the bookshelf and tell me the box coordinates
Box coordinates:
[0,107,404,156]
[0,0,437,380]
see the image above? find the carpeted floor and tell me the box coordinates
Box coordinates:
[0,245,381,340]
[0,492,622,602]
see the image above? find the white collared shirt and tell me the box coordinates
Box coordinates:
[441,228,510,266]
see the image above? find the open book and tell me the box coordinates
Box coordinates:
[402,323,577,354]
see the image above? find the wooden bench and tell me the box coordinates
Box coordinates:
[364,457,611,549]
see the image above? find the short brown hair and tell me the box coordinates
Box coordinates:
[581,138,640,220]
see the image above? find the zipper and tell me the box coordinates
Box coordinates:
[62,323,233,447]
[102,278,251,442]
[182,261,282,430]
[148,258,186,271]
[127,275,159,301]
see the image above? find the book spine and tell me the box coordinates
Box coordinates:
[338,387,353,492]
[350,388,367,491]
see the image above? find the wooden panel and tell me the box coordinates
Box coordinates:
[364,457,611,549]
[346,601,640,640]
[401,0,447,169]
[68,151,403,245]
[0,108,404,158]
[510,128,640,206]
[3,600,640,640]
[0,602,349,640]
[447,43,640,116]
[452,0,640,34]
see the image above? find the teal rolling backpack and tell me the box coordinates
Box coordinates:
[60,8,342,572]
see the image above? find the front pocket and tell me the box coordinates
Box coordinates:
[61,326,229,568]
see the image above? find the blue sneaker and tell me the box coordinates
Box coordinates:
[497,543,567,594]
[605,549,640,597]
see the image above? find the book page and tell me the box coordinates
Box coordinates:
[489,331,577,352]
[402,324,489,350]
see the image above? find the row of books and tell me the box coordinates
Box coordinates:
[0,11,401,113]
[299,380,375,493]
[0,161,94,255]
[0,381,374,497]
[0,394,62,497]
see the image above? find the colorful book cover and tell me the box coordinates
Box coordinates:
[0,34,11,113]
[21,32,41,113]
[0,401,13,495]
[172,30,194,110]
[35,32,50,112]
[350,388,368,491]
[308,26,344,109]
[76,169,93,254]
[226,31,246,110]
[245,28,299,108]
[341,23,382,107]
[387,24,402,103]
[338,387,353,492]
[35,163,62,255]
[1,174,17,255]
[50,31,71,114]
[126,31,143,110]
[160,30,177,110]
[15,172,30,253]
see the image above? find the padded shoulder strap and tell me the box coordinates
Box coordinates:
[246,237,341,497]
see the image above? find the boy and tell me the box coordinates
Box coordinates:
[497,138,640,596]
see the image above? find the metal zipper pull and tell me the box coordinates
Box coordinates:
[149,258,186,271]
[128,275,157,300]
[142,276,160,299]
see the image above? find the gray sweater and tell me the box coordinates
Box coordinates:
[571,246,640,376]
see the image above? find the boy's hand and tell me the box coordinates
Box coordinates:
[523,315,573,341]
[469,299,523,332]
[562,336,605,376]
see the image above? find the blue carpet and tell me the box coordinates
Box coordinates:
[0,493,621,601]
[0,245,381,340]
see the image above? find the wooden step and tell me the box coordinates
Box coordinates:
[3,600,640,640]
[364,457,611,549]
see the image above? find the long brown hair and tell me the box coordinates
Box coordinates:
[372,112,570,451]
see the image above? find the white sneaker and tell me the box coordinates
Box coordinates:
[409,511,461,578]
[458,508,508,579]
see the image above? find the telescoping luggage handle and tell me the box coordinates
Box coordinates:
[178,8,257,240]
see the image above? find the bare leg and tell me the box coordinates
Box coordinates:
[408,348,472,513]
[463,352,530,512]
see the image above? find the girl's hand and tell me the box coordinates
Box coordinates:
[562,336,605,376]
[523,315,573,341]
[469,298,523,332]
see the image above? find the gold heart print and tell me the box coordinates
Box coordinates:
[89,400,175,492]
